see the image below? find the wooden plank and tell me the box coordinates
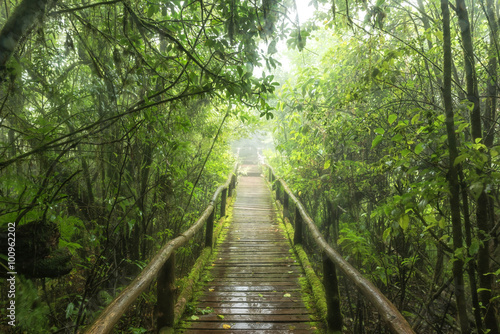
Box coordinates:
[180,322,321,330]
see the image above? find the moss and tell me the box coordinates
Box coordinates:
[295,244,328,323]
[173,196,235,325]
[264,176,327,333]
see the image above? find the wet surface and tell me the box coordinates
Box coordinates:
[179,165,319,333]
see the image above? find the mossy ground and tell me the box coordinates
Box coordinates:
[266,180,328,334]
[174,195,235,329]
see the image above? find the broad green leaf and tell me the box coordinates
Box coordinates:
[324,160,331,169]
[382,227,391,242]
[388,114,397,125]
[491,148,499,157]
[401,149,411,157]
[66,302,75,319]
[372,135,383,148]
[374,127,385,135]
[399,214,410,231]
[469,239,480,255]
[391,134,403,142]
[414,143,424,154]
[454,154,468,166]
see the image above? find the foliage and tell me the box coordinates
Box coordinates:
[267,0,500,331]
[0,0,296,331]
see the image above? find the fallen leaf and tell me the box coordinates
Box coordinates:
[283,293,291,298]
[209,288,214,292]
[218,314,225,319]
[191,315,199,320]
[223,324,231,329]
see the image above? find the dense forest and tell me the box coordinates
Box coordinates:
[0,0,499,333]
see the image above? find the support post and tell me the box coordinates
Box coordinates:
[283,191,289,219]
[275,180,280,202]
[228,175,233,197]
[323,252,342,332]
[205,208,215,248]
[221,188,227,217]
[294,206,303,245]
[229,174,236,197]
[157,253,175,331]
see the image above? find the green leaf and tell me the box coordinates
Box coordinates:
[217,314,225,319]
[388,114,397,125]
[65,302,74,319]
[268,40,278,54]
[374,127,385,135]
[372,135,383,149]
[469,239,480,255]
[411,113,420,125]
[191,315,199,320]
[382,227,392,242]
[399,214,410,231]
[391,134,403,142]
[414,143,424,154]
[323,160,331,169]
[283,293,291,297]
[454,154,468,166]
[401,149,411,157]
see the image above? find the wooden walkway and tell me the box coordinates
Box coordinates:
[178,165,319,333]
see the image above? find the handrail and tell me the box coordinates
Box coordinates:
[263,163,415,334]
[84,163,238,334]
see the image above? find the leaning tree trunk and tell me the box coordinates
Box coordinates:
[0,0,58,76]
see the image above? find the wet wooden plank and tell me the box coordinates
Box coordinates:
[180,322,320,330]
[177,167,320,333]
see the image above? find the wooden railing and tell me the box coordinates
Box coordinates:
[84,164,238,334]
[263,163,415,334]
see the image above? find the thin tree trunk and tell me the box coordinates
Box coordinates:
[455,0,499,331]
[441,0,470,332]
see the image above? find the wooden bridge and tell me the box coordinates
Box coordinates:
[177,165,319,333]
[84,162,415,334]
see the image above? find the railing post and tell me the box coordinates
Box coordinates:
[157,253,175,331]
[294,206,303,245]
[323,252,343,332]
[205,208,215,248]
[221,188,227,217]
[228,175,233,197]
[275,180,280,202]
[283,191,289,219]
[229,173,236,197]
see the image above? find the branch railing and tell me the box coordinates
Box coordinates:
[263,163,415,334]
[84,163,238,334]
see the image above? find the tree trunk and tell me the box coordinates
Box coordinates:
[455,0,499,331]
[441,0,470,332]
[0,0,57,74]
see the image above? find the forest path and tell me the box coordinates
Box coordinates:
[177,164,320,333]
